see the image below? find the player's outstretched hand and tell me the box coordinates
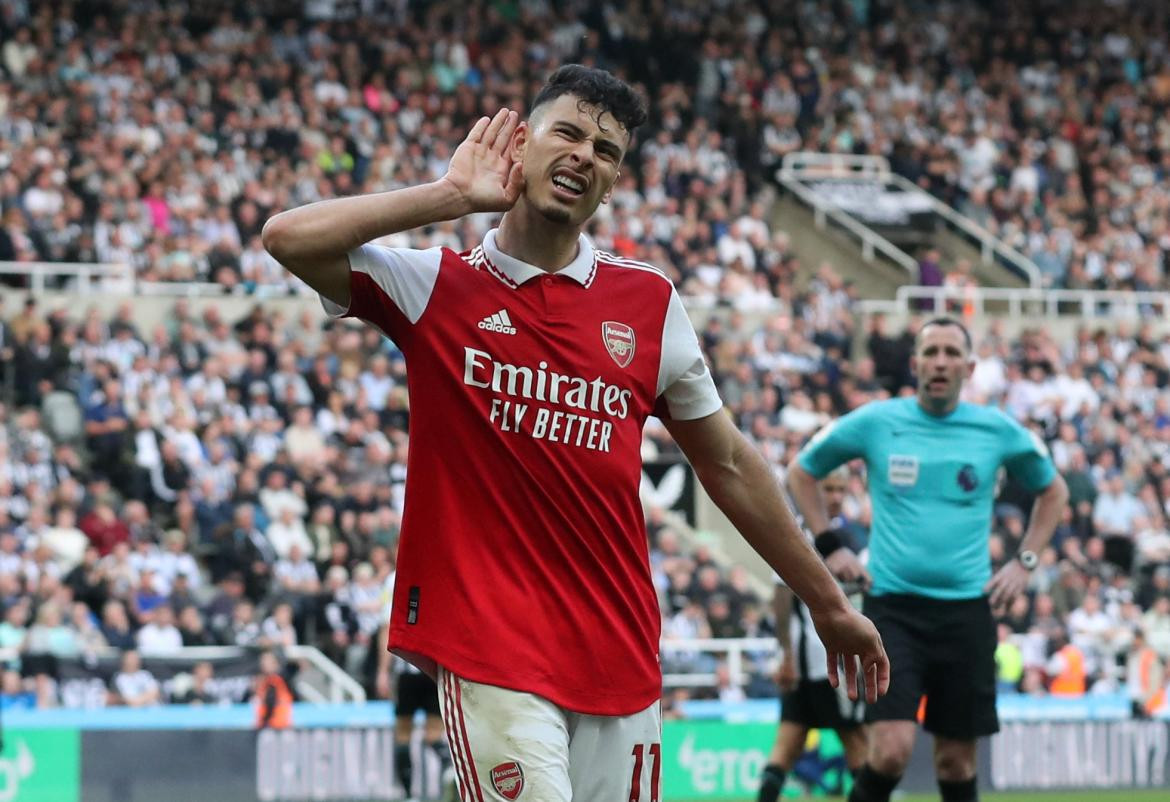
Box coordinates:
[811,605,889,704]
[985,560,1029,616]
[442,109,525,213]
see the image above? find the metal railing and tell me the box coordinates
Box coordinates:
[779,152,1042,288]
[0,645,366,703]
[0,262,312,298]
[661,637,778,690]
[0,260,135,294]
[858,284,1170,319]
[285,644,366,703]
[882,172,1041,288]
[778,155,920,282]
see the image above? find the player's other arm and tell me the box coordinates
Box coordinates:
[987,420,1071,609]
[772,584,798,691]
[986,473,1069,610]
[262,110,523,308]
[665,410,888,701]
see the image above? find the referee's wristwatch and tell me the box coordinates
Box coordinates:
[1015,549,1039,571]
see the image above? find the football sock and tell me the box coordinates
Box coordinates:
[394,742,413,797]
[428,737,452,768]
[428,738,452,795]
[939,777,978,802]
[756,763,787,802]
[848,764,902,802]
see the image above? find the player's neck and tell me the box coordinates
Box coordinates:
[496,202,582,273]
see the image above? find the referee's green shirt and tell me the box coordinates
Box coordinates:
[797,397,1057,599]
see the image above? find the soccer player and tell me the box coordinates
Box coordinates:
[757,469,868,802]
[788,318,1069,802]
[263,64,887,801]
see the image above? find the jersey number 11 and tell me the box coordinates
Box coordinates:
[629,743,661,802]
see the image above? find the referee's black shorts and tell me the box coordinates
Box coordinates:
[396,671,441,718]
[781,678,865,730]
[863,593,999,739]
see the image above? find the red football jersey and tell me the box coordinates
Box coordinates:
[323,229,722,715]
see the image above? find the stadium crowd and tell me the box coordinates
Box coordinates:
[1,0,1170,714]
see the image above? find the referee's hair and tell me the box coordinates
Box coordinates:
[916,316,972,353]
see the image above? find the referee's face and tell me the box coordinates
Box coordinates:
[913,323,972,414]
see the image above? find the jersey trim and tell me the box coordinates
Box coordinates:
[595,250,672,284]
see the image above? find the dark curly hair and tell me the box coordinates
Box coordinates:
[530,64,648,137]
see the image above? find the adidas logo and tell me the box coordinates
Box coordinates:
[477,309,517,335]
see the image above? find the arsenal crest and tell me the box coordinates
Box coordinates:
[602,321,636,368]
[491,761,525,800]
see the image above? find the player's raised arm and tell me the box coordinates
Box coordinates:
[665,410,890,703]
[262,109,524,307]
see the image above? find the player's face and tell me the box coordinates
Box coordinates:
[912,324,973,410]
[513,93,628,226]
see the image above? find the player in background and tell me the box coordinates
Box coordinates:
[377,573,451,802]
[757,468,868,802]
[789,318,1069,802]
[264,64,887,801]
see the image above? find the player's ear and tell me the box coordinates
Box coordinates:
[510,121,529,162]
[601,171,620,205]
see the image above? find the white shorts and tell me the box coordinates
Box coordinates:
[437,667,662,801]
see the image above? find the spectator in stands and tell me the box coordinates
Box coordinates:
[1143,596,1170,659]
[137,603,183,654]
[99,599,137,651]
[0,600,30,668]
[1094,471,1144,573]
[177,605,215,648]
[111,649,161,707]
[260,601,298,650]
[79,497,130,557]
[25,602,77,658]
[69,600,107,655]
[227,599,262,647]
[172,661,217,706]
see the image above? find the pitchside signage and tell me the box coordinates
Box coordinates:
[31,718,1170,800]
[990,721,1170,790]
[641,459,697,525]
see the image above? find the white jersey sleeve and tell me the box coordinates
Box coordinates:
[656,287,723,420]
[319,245,443,324]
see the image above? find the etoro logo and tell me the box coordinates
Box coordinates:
[0,740,35,802]
[490,761,524,800]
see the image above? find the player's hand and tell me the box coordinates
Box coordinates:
[810,605,889,704]
[825,548,871,590]
[375,668,391,700]
[985,560,1029,615]
[441,109,525,214]
[776,652,798,693]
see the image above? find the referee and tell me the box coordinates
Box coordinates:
[788,318,1068,802]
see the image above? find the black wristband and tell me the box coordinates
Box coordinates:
[814,528,845,558]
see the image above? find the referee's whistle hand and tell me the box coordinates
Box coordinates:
[985,560,1029,615]
[814,607,890,703]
